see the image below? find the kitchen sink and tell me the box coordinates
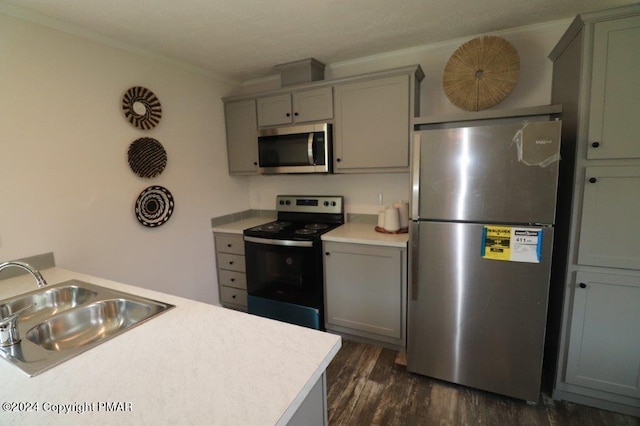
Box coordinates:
[0,285,98,323]
[27,298,167,351]
[0,280,174,376]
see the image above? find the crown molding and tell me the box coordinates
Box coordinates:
[0,2,237,84]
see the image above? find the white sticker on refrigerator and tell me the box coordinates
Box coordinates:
[482,226,542,263]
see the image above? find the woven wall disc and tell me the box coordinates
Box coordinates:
[128,137,167,178]
[135,186,174,228]
[122,86,162,130]
[442,36,520,111]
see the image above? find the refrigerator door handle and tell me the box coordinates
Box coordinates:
[411,133,421,220]
[409,221,420,301]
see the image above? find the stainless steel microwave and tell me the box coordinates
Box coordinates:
[257,123,332,174]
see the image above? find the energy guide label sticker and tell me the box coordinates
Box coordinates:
[481,226,542,263]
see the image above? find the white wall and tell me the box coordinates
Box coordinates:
[244,20,571,212]
[0,12,248,304]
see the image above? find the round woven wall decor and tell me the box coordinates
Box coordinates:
[128,137,167,178]
[135,186,174,228]
[442,36,520,111]
[122,86,162,130]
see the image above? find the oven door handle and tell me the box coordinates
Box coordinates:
[244,236,314,248]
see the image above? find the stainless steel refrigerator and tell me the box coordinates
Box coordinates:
[407,120,562,403]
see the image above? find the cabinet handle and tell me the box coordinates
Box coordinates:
[227,243,232,248]
[589,177,597,183]
[232,294,236,299]
[579,283,587,289]
[325,252,330,256]
[230,278,235,282]
[229,261,234,265]
[294,112,299,116]
[254,162,258,166]
[591,141,600,148]
[286,113,291,117]
[336,158,341,162]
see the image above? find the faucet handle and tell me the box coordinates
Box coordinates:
[0,303,36,347]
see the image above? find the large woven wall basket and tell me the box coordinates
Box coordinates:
[442,36,520,111]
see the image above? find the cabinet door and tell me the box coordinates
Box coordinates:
[224,99,258,174]
[292,87,333,123]
[577,166,640,269]
[587,15,640,159]
[324,242,403,339]
[565,272,640,398]
[333,74,410,172]
[257,94,292,127]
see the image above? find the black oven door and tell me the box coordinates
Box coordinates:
[244,237,323,309]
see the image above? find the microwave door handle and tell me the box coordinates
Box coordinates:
[307,133,315,165]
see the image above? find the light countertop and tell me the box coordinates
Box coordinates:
[212,217,409,248]
[322,223,408,248]
[212,217,274,235]
[0,268,341,425]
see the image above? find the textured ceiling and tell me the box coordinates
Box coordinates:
[1,0,636,81]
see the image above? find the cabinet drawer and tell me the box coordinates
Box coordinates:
[218,269,246,290]
[217,253,245,272]
[215,234,245,255]
[220,286,247,308]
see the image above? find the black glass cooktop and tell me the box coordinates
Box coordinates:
[244,220,342,241]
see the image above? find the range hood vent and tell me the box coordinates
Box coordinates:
[274,58,325,87]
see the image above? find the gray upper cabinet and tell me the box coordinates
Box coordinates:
[333,74,410,172]
[587,15,640,159]
[223,65,423,175]
[256,87,333,127]
[578,166,640,270]
[224,99,258,175]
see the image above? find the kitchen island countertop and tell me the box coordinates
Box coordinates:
[0,268,341,425]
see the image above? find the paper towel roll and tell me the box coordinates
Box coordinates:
[377,210,386,228]
[384,207,400,232]
[393,201,409,229]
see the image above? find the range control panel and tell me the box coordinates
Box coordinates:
[276,195,343,215]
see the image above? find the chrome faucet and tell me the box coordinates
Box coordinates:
[0,261,48,288]
[0,261,47,347]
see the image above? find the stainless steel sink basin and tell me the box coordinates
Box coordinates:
[27,298,167,351]
[0,280,174,376]
[0,285,98,323]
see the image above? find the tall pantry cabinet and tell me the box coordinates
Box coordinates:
[549,4,640,416]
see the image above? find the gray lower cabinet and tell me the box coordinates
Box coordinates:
[214,232,247,311]
[287,374,327,426]
[224,99,258,175]
[565,272,640,399]
[323,241,406,349]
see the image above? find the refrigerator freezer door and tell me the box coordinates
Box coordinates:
[412,121,561,225]
[407,221,554,402]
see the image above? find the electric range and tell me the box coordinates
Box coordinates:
[243,195,344,329]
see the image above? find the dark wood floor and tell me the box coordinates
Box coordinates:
[326,340,639,426]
